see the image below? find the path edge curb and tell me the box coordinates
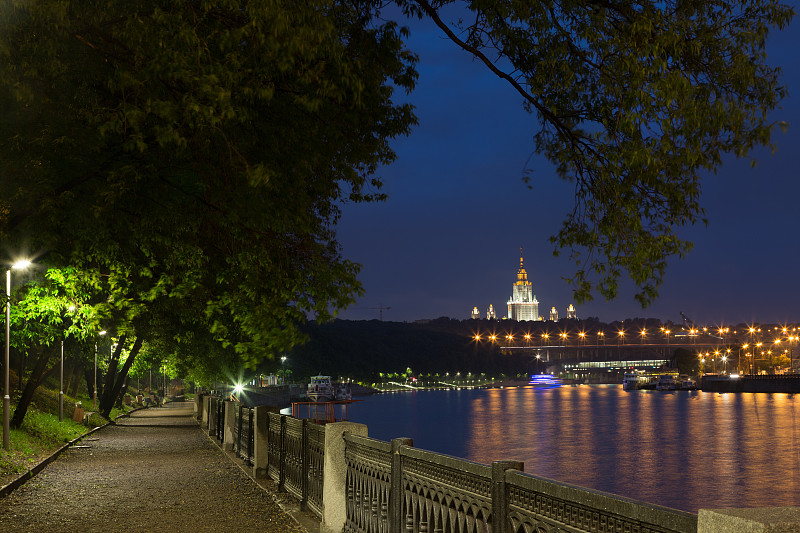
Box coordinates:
[0,406,148,499]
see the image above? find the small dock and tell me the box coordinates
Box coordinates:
[290,400,361,424]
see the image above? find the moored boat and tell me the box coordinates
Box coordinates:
[656,375,679,391]
[307,375,352,402]
[528,374,563,388]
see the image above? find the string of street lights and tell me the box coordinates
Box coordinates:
[471,324,800,347]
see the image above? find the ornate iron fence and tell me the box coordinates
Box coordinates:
[505,470,697,533]
[344,434,392,533]
[343,434,698,533]
[234,405,254,465]
[267,412,282,484]
[306,422,325,517]
[215,399,225,441]
[284,417,305,502]
[266,412,325,519]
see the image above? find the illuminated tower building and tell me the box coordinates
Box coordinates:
[506,249,539,321]
[487,304,496,320]
[549,306,559,321]
[471,306,480,320]
[567,304,577,319]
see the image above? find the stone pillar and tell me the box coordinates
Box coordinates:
[223,401,236,451]
[698,508,800,532]
[320,421,368,533]
[194,393,203,420]
[207,397,217,436]
[389,438,413,533]
[491,460,524,533]
[201,395,211,427]
[253,406,269,479]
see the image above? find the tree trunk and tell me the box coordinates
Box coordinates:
[100,336,142,419]
[69,360,82,397]
[100,335,126,410]
[11,348,55,428]
[114,375,130,409]
[64,357,76,398]
[83,363,96,405]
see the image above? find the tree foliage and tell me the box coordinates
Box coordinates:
[6,267,101,427]
[402,0,793,305]
[0,0,418,366]
[0,0,794,399]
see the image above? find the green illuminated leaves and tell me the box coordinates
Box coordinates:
[0,0,417,368]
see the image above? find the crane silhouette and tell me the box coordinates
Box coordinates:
[351,304,391,321]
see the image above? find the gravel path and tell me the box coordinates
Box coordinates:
[0,402,308,532]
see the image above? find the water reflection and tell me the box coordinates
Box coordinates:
[350,386,800,512]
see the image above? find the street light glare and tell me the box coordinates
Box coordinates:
[11,259,31,270]
[99,330,107,336]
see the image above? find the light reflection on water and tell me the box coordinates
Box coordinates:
[350,386,800,512]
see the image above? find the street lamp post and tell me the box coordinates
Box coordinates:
[5,259,31,451]
[59,340,64,422]
[95,330,106,410]
[94,343,97,410]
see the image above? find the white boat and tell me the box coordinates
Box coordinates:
[656,375,680,391]
[307,375,352,402]
[623,372,640,391]
[623,371,658,390]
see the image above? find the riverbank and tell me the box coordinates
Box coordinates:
[701,374,800,393]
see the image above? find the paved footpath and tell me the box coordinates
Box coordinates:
[0,402,308,533]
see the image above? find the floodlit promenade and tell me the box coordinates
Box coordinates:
[0,402,310,533]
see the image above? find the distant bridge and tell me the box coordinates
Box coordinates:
[497,341,753,374]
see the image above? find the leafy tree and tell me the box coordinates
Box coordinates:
[7,267,101,427]
[0,0,794,395]
[673,347,699,375]
[0,0,418,369]
[402,0,793,305]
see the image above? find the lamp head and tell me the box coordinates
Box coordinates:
[11,260,31,270]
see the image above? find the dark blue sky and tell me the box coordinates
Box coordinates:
[336,8,800,326]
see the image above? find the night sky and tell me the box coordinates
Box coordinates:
[336,9,800,326]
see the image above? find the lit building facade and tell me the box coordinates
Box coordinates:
[506,250,539,321]
[567,304,577,319]
[549,306,559,321]
[471,306,481,320]
[486,304,497,319]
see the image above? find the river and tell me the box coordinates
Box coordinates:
[347,385,800,513]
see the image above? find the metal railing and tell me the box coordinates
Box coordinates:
[234,405,254,465]
[266,412,325,518]
[199,399,796,532]
[215,399,225,442]
[343,433,698,533]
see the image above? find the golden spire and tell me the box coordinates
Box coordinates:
[516,247,529,285]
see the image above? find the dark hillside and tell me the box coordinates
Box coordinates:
[288,319,531,380]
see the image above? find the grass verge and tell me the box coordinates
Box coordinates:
[0,395,136,488]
